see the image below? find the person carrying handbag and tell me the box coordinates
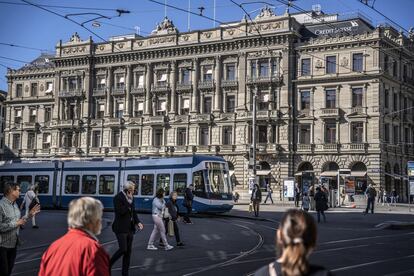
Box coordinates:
[160,192,184,247]
[147,188,173,251]
[20,184,40,229]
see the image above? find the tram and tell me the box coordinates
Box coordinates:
[0,155,234,213]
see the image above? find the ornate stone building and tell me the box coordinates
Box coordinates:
[4,7,414,201]
[0,90,6,159]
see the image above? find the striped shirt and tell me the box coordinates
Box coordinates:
[0,197,21,248]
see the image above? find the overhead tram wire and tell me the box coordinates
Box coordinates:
[0,42,52,53]
[0,1,123,12]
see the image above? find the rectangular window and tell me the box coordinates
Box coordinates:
[200,127,209,146]
[96,76,106,89]
[131,129,139,147]
[271,60,277,76]
[14,109,22,124]
[203,65,213,81]
[16,84,23,97]
[177,128,187,146]
[325,122,336,143]
[352,88,363,107]
[193,171,206,197]
[300,91,310,110]
[251,62,257,79]
[156,99,167,115]
[223,126,233,145]
[68,77,78,91]
[17,175,32,193]
[92,131,101,148]
[301,58,311,76]
[12,134,21,149]
[393,125,399,145]
[153,129,163,146]
[99,175,115,194]
[65,175,80,194]
[156,71,168,85]
[326,56,336,74]
[135,101,144,116]
[42,133,51,149]
[181,98,190,115]
[226,95,235,113]
[384,89,389,108]
[352,53,363,72]
[258,92,269,111]
[97,103,105,119]
[29,108,37,123]
[173,173,187,196]
[299,125,311,144]
[258,126,267,143]
[115,102,124,118]
[112,130,120,147]
[115,74,125,89]
[393,61,398,77]
[27,132,35,149]
[325,89,336,108]
[45,82,53,94]
[135,73,144,88]
[141,174,154,196]
[82,175,97,194]
[181,69,191,84]
[203,97,212,114]
[157,174,170,196]
[226,64,236,80]
[384,55,389,72]
[127,174,139,195]
[259,61,269,77]
[351,122,364,143]
[35,175,49,194]
[30,83,38,97]
[393,93,398,111]
[44,107,52,122]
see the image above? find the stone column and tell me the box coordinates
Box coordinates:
[125,65,132,117]
[105,67,112,117]
[145,63,152,115]
[213,56,222,113]
[53,72,61,120]
[170,61,177,114]
[237,53,246,111]
[191,58,199,113]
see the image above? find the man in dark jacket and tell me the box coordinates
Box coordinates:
[251,184,262,217]
[365,184,377,214]
[161,191,184,247]
[183,184,194,224]
[110,181,143,276]
[314,187,327,223]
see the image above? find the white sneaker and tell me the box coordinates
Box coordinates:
[164,244,174,251]
[147,245,158,250]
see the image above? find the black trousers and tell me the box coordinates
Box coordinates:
[0,246,17,276]
[183,205,192,223]
[295,196,300,207]
[366,197,375,214]
[317,210,326,223]
[252,200,260,217]
[110,232,134,276]
[161,219,181,244]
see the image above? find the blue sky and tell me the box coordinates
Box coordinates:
[1,0,413,91]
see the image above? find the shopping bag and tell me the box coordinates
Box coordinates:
[168,220,175,237]
[248,202,253,213]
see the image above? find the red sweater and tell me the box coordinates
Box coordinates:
[39,228,110,276]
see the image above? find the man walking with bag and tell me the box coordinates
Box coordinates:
[365,184,377,214]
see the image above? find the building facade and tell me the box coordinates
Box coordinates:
[4,7,414,201]
[0,90,6,159]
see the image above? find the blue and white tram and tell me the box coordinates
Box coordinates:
[0,155,234,213]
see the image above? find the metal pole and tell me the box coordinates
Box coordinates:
[252,86,257,182]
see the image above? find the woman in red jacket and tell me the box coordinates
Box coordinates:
[39,197,109,276]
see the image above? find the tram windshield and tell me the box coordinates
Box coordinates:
[205,162,232,198]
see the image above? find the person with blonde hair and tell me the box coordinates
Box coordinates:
[39,197,109,276]
[20,184,40,228]
[255,209,331,276]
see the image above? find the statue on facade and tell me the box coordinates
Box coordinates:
[255,5,276,20]
[408,27,414,41]
[69,32,81,43]
[151,16,178,35]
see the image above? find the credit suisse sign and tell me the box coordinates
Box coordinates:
[304,18,373,37]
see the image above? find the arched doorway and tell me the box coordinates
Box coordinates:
[385,163,392,192]
[257,161,271,189]
[351,162,367,194]
[295,162,315,195]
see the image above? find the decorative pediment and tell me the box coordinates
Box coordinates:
[151,16,178,35]
[255,5,275,21]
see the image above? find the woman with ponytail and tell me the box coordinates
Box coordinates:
[255,209,331,276]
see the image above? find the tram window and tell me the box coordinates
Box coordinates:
[193,171,206,197]
[99,175,115,195]
[17,176,32,193]
[127,174,139,195]
[0,176,14,194]
[82,175,97,194]
[34,175,49,194]
[173,173,187,196]
[141,174,154,196]
[157,174,170,196]
[65,175,80,194]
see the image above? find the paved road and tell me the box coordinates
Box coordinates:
[11,206,414,276]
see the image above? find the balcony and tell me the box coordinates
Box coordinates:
[247,75,281,85]
[89,119,103,126]
[319,108,340,118]
[59,89,83,98]
[297,109,310,118]
[112,86,126,96]
[131,86,145,95]
[322,143,340,152]
[151,83,170,93]
[221,79,238,88]
[220,145,235,152]
[144,115,167,125]
[256,110,270,120]
[297,144,315,152]
[92,88,106,97]
[105,118,124,127]
[174,145,188,153]
[23,122,38,130]
[350,106,365,115]
[173,115,189,123]
[190,113,213,123]
[175,82,193,92]
[198,80,215,90]
[57,119,82,128]
[349,143,367,151]
[197,145,211,153]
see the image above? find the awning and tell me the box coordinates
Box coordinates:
[256,170,271,176]
[351,171,367,177]
[320,171,338,177]
[294,170,314,176]
[294,172,302,176]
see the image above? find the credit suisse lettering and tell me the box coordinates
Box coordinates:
[313,21,359,35]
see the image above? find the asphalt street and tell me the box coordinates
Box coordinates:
[11,205,414,276]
